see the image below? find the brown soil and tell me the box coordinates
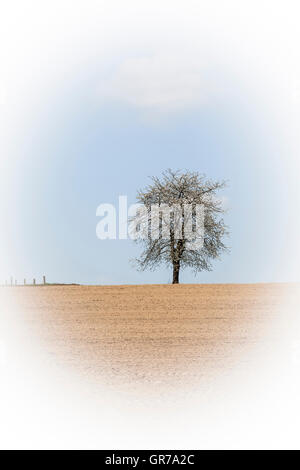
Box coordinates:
[4,283,298,393]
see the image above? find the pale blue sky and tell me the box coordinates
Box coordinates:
[5,59,296,285]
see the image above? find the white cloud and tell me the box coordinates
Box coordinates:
[97,53,213,112]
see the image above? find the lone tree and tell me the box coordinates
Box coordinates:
[131,169,228,284]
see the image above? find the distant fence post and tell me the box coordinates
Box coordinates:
[33,278,36,286]
[43,275,46,285]
[24,279,26,286]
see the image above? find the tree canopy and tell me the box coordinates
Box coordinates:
[131,169,229,284]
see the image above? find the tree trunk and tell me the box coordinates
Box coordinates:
[172,262,180,284]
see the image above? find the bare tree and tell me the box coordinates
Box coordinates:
[131,169,229,284]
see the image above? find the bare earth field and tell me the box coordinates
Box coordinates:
[3,283,299,393]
